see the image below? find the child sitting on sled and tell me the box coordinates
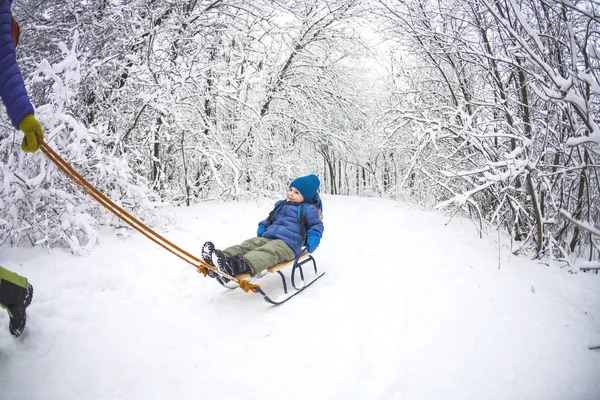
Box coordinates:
[204,174,324,277]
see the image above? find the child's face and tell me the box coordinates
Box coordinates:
[286,187,304,203]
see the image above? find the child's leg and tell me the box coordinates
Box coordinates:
[242,240,295,275]
[223,237,269,258]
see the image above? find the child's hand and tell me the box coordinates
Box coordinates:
[306,231,320,253]
[257,225,266,237]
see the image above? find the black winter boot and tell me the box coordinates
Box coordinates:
[214,250,249,278]
[228,254,249,275]
[9,283,33,338]
[201,241,217,278]
[214,249,234,282]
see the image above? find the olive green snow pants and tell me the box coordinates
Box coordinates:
[223,237,295,275]
[0,266,29,318]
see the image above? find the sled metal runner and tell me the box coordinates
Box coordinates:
[216,248,324,305]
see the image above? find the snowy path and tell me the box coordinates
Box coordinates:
[0,196,599,399]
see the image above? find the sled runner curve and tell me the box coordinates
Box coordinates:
[216,247,325,305]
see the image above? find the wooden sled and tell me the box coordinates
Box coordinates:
[216,247,325,305]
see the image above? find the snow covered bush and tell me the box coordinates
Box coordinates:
[0,33,159,254]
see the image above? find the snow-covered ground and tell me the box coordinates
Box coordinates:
[0,195,599,400]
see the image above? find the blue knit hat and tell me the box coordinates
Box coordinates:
[289,174,320,201]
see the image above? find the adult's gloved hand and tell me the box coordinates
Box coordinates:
[19,114,44,153]
[257,225,266,237]
[306,231,320,253]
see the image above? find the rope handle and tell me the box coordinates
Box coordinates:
[39,140,250,288]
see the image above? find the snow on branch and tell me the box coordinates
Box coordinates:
[440,166,490,178]
[559,209,600,237]
[435,181,496,210]
[482,0,600,146]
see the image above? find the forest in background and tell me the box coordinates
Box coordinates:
[0,0,597,267]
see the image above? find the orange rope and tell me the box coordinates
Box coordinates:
[39,140,249,288]
[239,279,260,293]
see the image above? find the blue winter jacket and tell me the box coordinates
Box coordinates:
[0,0,34,128]
[258,195,324,255]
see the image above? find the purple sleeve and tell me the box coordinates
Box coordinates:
[0,0,34,129]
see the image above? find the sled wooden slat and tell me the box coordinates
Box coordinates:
[234,252,312,279]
